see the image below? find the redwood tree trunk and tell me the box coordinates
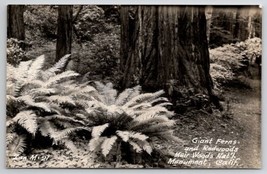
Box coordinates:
[7,5,25,49]
[56,5,73,61]
[120,6,214,99]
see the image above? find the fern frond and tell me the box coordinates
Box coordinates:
[129,132,149,141]
[142,141,152,155]
[149,97,169,105]
[13,111,38,135]
[116,131,148,142]
[15,60,32,80]
[94,81,117,105]
[52,127,89,142]
[20,80,44,92]
[39,121,55,137]
[140,121,176,134]
[115,85,141,106]
[157,102,173,107]
[94,81,106,91]
[91,123,109,138]
[6,95,17,104]
[45,71,79,87]
[18,95,51,112]
[7,63,16,81]
[101,136,117,157]
[61,138,77,152]
[131,103,152,111]
[6,119,15,127]
[116,130,130,142]
[134,106,173,122]
[123,90,165,108]
[69,85,97,96]
[6,84,15,96]
[27,55,45,81]
[86,100,109,112]
[47,95,76,106]
[29,87,57,96]
[40,115,85,126]
[13,82,24,97]
[88,137,106,151]
[7,134,26,156]
[131,115,170,131]
[128,140,142,153]
[103,89,118,105]
[6,133,16,145]
[22,79,44,87]
[162,134,185,144]
[57,85,96,101]
[46,54,71,75]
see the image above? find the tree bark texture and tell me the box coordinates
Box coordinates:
[7,5,25,49]
[56,5,73,61]
[120,6,213,97]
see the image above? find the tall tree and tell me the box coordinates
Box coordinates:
[7,5,25,49]
[205,6,213,43]
[120,6,217,105]
[233,7,249,41]
[56,5,73,61]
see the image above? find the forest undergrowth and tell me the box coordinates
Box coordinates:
[6,77,261,168]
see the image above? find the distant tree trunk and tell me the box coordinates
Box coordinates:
[120,6,217,106]
[7,5,25,49]
[205,6,213,44]
[56,5,73,61]
[233,7,241,39]
[233,7,249,41]
[247,7,256,39]
[247,15,253,39]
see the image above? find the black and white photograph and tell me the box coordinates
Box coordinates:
[5,5,262,168]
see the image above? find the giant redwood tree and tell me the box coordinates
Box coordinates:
[7,5,25,49]
[56,5,73,61]
[120,6,216,104]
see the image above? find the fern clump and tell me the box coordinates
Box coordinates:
[84,82,181,164]
[6,54,93,156]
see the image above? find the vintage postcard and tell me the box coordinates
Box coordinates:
[6,5,261,168]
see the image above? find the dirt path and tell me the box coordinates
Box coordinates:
[226,79,261,168]
[173,79,261,169]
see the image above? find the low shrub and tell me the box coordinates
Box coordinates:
[7,38,26,66]
[209,37,261,89]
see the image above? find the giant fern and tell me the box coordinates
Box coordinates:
[85,82,182,163]
[6,54,92,155]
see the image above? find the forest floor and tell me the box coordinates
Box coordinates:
[6,78,261,169]
[227,78,261,168]
[173,77,261,168]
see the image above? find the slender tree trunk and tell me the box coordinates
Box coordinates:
[120,6,214,102]
[233,7,241,39]
[7,5,25,49]
[247,8,256,39]
[233,7,249,41]
[205,6,213,44]
[56,5,73,61]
